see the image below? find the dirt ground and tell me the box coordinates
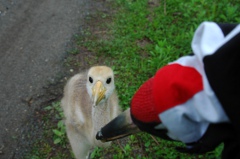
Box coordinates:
[0,0,109,158]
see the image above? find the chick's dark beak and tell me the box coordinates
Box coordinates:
[96,108,140,142]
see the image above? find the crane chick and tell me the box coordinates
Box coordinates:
[61,66,121,159]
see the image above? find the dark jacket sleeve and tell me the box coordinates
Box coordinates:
[178,22,240,158]
[203,23,240,142]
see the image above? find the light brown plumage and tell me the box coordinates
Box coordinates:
[61,66,120,159]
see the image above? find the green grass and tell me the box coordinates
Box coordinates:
[82,0,239,110]
[24,102,73,159]
[79,0,239,158]
[26,0,239,158]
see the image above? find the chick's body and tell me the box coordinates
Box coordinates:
[61,66,120,159]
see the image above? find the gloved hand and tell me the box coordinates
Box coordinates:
[130,77,174,141]
[175,123,236,154]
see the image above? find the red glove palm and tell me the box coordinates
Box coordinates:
[131,78,172,140]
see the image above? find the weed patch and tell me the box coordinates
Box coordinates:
[24,102,73,159]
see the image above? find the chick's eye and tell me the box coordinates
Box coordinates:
[106,78,111,84]
[89,77,93,83]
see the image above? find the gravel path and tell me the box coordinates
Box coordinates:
[0,0,104,158]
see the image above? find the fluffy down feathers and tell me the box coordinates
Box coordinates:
[61,66,121,159]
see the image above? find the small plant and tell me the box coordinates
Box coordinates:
[67,48,79,55]
[44,102,64,120]
[44,102,67,146]
[90,147,103,159]
[52,120,66,145]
